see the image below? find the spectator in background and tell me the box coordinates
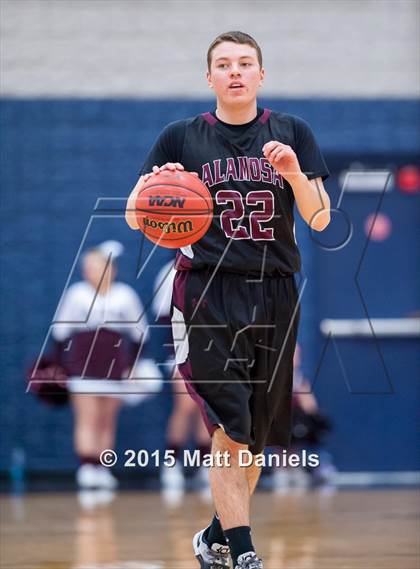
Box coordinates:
[153,260,211,498]
[273,343,336,491]
[52,241,149,490]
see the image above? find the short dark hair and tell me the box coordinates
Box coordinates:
[207,31,263,70]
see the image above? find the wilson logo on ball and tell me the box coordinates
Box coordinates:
[144,217,193,234]
[148,196,186,208]
[135,170,213,249]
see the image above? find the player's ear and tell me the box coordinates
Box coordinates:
[206,70,213,89]
[259,67,265,87]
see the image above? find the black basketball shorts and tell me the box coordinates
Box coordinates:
[171,269,300,454]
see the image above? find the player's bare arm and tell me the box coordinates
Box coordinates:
[125,176,145,230]
[125,162,191,230]
[263,140,331,231]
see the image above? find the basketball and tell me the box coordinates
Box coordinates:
[135,170,213,248]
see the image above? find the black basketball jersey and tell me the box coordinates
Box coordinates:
[139,108,329,275]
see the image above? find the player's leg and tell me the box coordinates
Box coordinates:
[173,270,260,567]
[203,444,261,564]
[245,461,262,496]
[210,428,250,527]
[208,428,261,568]
[193,427,251,569]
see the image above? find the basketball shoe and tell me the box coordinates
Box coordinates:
[235,552,264,568]
[193,528,230,569]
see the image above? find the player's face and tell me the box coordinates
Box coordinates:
[207,42,264,106]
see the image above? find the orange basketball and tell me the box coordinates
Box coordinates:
[135,170,213,248]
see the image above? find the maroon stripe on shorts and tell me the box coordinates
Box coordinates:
[201,112,218,126]
[259,108,271,124]
[172,270,188,312]
[178,360,217,436]
[175,250,193,270]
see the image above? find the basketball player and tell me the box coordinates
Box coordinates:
[126,31,330,569]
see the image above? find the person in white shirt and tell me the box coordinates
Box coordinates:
[52,242,148,490]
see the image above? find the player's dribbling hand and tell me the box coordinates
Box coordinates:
[262,141,303,183]
[143,163,199,181]
[125,164,199,230]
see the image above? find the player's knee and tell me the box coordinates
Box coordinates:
[212,428,248,461]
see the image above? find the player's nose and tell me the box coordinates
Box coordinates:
[229,65,241,77]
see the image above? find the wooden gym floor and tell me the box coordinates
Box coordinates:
[1,489,418,568]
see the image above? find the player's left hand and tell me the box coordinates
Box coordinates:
[263,141,302,182]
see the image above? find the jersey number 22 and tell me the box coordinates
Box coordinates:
[215,190,275,241]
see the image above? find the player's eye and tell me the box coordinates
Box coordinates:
[218,64,228,69]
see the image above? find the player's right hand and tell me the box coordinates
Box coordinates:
[144,163,199,181]
[143,162,185,181]
[125,163,199,230]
